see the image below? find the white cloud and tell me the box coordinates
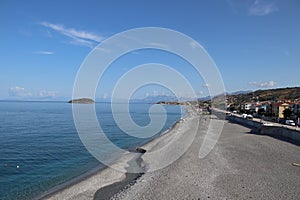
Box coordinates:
[8,87,59,98]
[34,51,55,55]
[40,22,104,48]
[95,47,112,53]
[148,42,169,49]
[152,90,160,96]
[46,29,52,38]
[202,83,210,88]
[189,41,198,49]
[249,0,278,16]
[189,41,203,49]
[39,90,57,97]
[68,37,95,48]
[8,86,32,97]
[249,80,276,88]
[101,93,108,99]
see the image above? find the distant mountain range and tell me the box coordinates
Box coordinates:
[133,91,254,103]
[228,90,253,95]
[2,87,299,103]
[130,95,197,103]
[197,90,253,102]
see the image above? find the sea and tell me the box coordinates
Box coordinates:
[0,101,183,200]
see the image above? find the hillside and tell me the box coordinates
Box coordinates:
[227,87,300,104]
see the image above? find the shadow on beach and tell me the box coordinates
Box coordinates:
[227,120,300,147]
[93,172,143,200]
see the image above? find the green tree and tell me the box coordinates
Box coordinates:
[228,104,238,112]
[283,108,292,119]
[258,108,266,116]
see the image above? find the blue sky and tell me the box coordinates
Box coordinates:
[0,0,299,100]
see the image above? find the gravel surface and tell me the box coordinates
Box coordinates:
[111,117,300,200]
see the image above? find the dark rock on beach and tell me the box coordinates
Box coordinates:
[135,147,147,153]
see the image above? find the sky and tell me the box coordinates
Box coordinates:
[0,0,299,100]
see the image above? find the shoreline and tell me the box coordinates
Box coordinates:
[93,106,194,199]
[39,105,192,200]
[93,155,144,200]
[37,163,106,200]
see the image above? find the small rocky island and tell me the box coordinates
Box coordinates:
[68,98,95,104]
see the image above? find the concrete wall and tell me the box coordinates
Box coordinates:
[260,126,300,142]
[227,115,300,143]
[228,115,261,128]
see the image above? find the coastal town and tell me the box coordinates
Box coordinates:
[159,87,300,126]
[197,87,300,126]
[226,99,300,125]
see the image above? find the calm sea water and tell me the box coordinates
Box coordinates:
[0,101,183,200]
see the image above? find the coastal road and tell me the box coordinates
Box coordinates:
[111,117,300,199]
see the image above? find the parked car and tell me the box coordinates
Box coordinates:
[263,122,273,126]
[241,114,253,120]
[246,114,253,120]
[263,122,274,126]
[285,120,296,126]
